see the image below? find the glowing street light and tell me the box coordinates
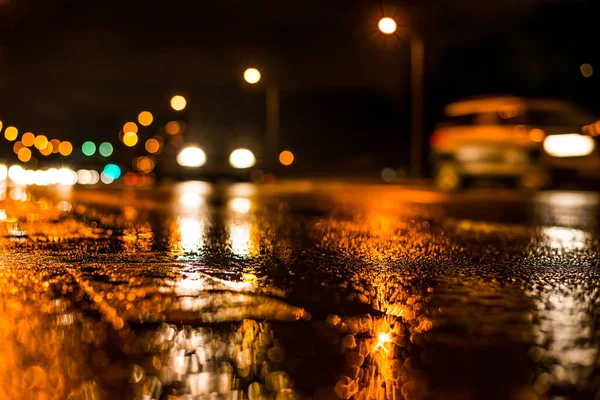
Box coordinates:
[170,95,187,111]
[378,17,397,35]
[243,68,261,84]
[377,15,424,176]
[241,67,279,169]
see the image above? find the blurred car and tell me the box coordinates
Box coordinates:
[153,115,266,182]
[155,141,264,183]
[430,95,599,191]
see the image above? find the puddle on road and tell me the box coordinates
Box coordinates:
[1,183,600,399]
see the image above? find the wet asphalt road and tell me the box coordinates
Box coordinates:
[1,181,600,400]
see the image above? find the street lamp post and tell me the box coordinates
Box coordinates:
[243,68,280,171]
[378,17,425,177]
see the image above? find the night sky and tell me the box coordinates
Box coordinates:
[0,0,598,172]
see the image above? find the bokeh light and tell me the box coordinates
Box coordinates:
[165,121,181,135]
[4,126,18,141]
[177,146,206,167]
[279,150,294,166]
[100,171,114,184]
[21,132,35,147]
[123,121,138,134]
[544,134,595,158]
[50,139,61,153]
[378,17,397,35]
[123,132,139,147]
[170,95,187,111]
[58,141,73,156]
[243,68,261,84]
[82,141,96,156]
[229,148,256,169]
[58,168,78,185]
[529,128,546,143]
[138,111,154,126]
[135,156,155,173]
[381,167,397,182]
[103,163,121,180]
[40,142,53,156]
[230,197,251,214]
[77,169,93,185]
[13,141,24,154]
[124,172,138,187]
[34,135,48,150]
[581,63,593,78]
[145,138,160,153]
[99,142,114,157]
[17,147,32,163]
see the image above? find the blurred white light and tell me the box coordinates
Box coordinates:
[229,197,251,214]
[243,68,261,84]
[100,171,114,184]
[543,227,588,251]
[229,149,256,169]
[0,165,7,181]
[57,168,77,186]
[58,201,72,212]
[89,170,100,185]
[178,217,204,253]
[9,166,27,186]
[230,222,252,256]
[77,169,93,185]
[34,170,50,186]
[9,188,27,202]
[378,17,397,35]
[543,134,595,158]
[177,146,207,167]
[180,192,203,208]
[46,168,59,185]
[24,170,36,185]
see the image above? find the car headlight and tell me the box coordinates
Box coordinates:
[543,134,595,158]
[177,146,207,167]
[229,148,256,169]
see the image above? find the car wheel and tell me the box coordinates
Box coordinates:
[434,162,463,192]
[518,167,550,191]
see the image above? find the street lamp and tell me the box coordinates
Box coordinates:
[170,95,187,111]
[378,17,424,177]
[378,17,397,35]
[243,68,262,84]
[242,67,279,170]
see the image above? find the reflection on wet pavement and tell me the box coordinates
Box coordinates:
[1,183,600,398]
